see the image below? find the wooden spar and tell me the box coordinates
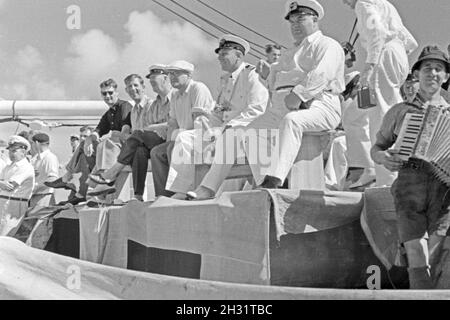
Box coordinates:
[0,100,109,122]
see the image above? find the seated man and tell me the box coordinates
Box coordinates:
[189,0,344,198]
[46,79,132,205]
[167,34,268,200]
[0,136,35,236]
[150,60,215,198]
[371,46,450,289]
[88,68,173,201]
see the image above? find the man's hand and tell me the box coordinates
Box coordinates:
[374,150,404,172]
[83,136,94,157]
[284,92,302,110]
[360,63,375,88]
[256,59,271,80]
[0,181,15,191]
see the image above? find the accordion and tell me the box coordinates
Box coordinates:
[393,105,450,186]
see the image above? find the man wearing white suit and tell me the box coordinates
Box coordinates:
[168,34,269,200]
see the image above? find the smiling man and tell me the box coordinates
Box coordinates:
[371,46,450,289]
[89,70,173,201]
[46,79,132,205]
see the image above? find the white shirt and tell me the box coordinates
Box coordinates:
[355,0,418,65]
[217,62,269,127]
[169,79,214,130]
[269,31,345,105]
[31,149,59,195]
[0,158,35,199]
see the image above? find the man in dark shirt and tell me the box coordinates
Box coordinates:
[46,79,132,205]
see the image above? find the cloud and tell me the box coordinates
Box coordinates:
[64,10,217,99]
[0,45,67,100]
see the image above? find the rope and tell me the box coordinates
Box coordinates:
[151,0,264,61]
[194,0,287,49]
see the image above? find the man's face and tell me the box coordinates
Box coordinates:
[288,12,316,42]
[267,49,281,64]
[125,78,145,102]
[8,146,26,162]
[168,70,190,89]
[342,0,357,9]
[149,74,169,95]
[100,86,119,106]
[70,139,80,150]
[79,129,91,140]
[417,59,450,94]
[218,48,241,72]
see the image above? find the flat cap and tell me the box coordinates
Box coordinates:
[32,132,50,144]
[166,60,195,73]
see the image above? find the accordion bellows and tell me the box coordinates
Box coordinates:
[394,105,450,186]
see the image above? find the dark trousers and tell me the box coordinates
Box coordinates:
[66,140,97,197]
[150,141,175,197]
[117,131,164,196]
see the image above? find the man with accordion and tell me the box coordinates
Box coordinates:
[371,46,450,289]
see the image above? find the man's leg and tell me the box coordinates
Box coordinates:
[150,141,175,197]
[267,104,340,185]
[132,131,164,197]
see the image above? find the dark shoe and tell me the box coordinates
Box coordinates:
[89,174,115,186]
[259,175,282,189]
[87,185,116,197]
[67,196,87,206]
[45,178,77,192]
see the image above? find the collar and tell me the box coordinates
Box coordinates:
[178,79,193,96]
[157,90,172,104]
[12,157,28,167]
[133,95,150,109]
[229,62,246,80]
[412,91,448,109]
[36,149,50,160]
[295,30,322,47]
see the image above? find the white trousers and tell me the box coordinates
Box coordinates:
[341,98,374,169]
[0,198,28,237]
[324,135,348,191]
[200,93,341,190]
[369,39,409,186]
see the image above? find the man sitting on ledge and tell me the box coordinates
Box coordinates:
[88,68,173,201]
[188,0,344,199]
[46,78,132,205]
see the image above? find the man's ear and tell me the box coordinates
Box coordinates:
[413,69,420,80]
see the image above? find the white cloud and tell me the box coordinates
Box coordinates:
[0,45,67,100]
[64,10,217,98]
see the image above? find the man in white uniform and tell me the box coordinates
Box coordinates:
[342,0,418,186]
[249,0,345,189]
[150,60,215,198]
[169,34,269,200]
[0,136,35,236]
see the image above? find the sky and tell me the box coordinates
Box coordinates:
[0,0,448,164]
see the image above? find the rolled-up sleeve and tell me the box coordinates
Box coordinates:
[374,106,401,150]
[190,82,214,115]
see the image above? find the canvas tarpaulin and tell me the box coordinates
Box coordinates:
[4,236,450,299]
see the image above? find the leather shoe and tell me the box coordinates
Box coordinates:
[89,174,115,186]
[58,196,86,206]
[45,178,77,192]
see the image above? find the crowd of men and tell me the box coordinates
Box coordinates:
[0,0,449,289]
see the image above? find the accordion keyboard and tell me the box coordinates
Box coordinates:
[394,113,425,161]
